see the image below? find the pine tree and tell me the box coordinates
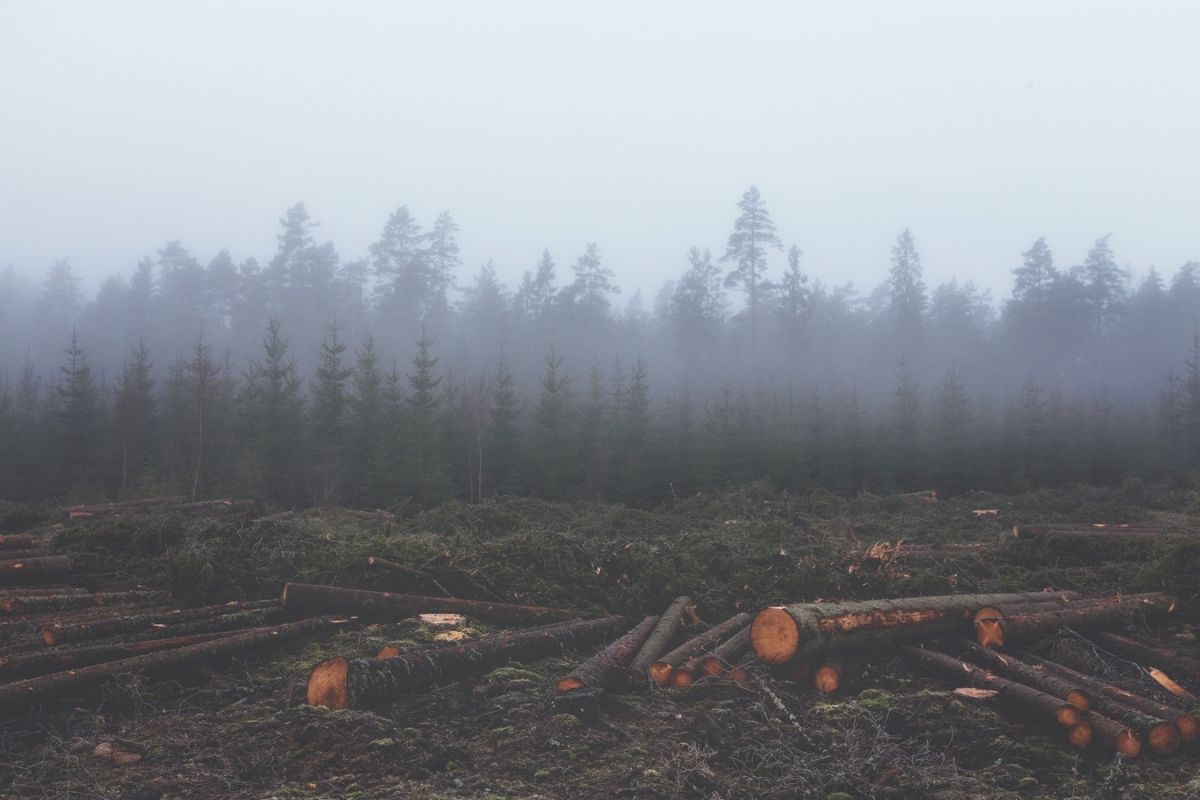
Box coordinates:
[347,336,390,505]
[671,247,725,365]
[310,324,352,503]
[721,186,782,349]
[402,331,450,504]
[1012,237,1057,305]
[241,320,305,505]
[53,331,101,495]
[932,368,971,493]
[113,342,156,493]
[531,347,574,497]
[889,229,927,341]
[889,363,922,488]
[425,210,461,324]
[488,360,522,496]
[568,243,619,315]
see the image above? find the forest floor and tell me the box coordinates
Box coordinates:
[2,482,1200,799]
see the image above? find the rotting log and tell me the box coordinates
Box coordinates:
[0,630,238,681]
[697,625,752,678]
[309,615,625,709]
[976,593,1175,650]
[0,556,72,586]
[557,615,659,691]
[1024,653,1195,747]
[0,616,351,714]
[1094,632,1200,684]
[813,658,842,693]
[1,589,170,615]
[41,599,279,646]
[0,535,38,551]
[902,645,1081,729]
[366,556,452,597]
[627,596,695,682]
[281,582,580,627]
[753,591,1078,665]
[649,613,753,687]
[961,642,1090,711]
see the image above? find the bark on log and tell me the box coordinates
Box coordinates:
[557,615,659,691]
[1013,524,1162,538]
[366,556,452,597]
[0,630,238,681]
[1024,653,1195,747]
[976,593,1175,650]
[0,616,351,714]
[697,625,752,678]
[902,645,1081,728]
[962,642,1091,711]
[627,595,695,681]
[308,615,625,709]
[173,499,257,515]
[1094,632,1200,684]
[41,599,279,646]
[1,590,171,615]
[0,535,38,550]
[0,586,88,598]
[0,550,50,561]
[649,613,753,687]
[281,582,580,627]
[1081,711,1143,757]
[0,556,72,586]
[753,591,1078,665]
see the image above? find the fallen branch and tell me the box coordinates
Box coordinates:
[627,595,695,682]
[366,556,452,597]
[1,590,171,615]
[557,615,659,691]
[1093,631,1200,685]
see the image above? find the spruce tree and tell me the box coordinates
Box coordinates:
[310,324,352,503]
[721,186,781,350]
[113,342,156,493]
[54,331,101,495]
[487,360,522,496]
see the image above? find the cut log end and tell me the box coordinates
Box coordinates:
[556,677,586,692]
[307,656,350,710]
[1117,730,1142,758]
[1148,722,1182,756]
[813,663,840,693]
[671,669,694,688]
[697,656,723,678]
[974,618,1004,648]
[1065,689,1091,712]
[728,667,749,684]
[41,629,57,647]
[1176,714,1198,743]
[377,646,400,660]
[751,606,798,665]
[1055,704,1082,728]
[648,661,673,687]
[1068,721,1093,749]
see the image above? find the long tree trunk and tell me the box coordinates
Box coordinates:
[627,595,694,681]
[281,582,580,627]
[697,625,751,678]
[0,535,39,550]
[1023,653,1194,749]
[0,586,88,598]
[366,556,452,597]
[41,600,279,646]
[0,556,72,586]
[961,642,1091,710]
[1093,631,1200,684]
[0,630,238,681]
[974,595,1125,647]
[753,591,1078,665]
[309,615,625,710]
[976,593,1175,650]
[648,613,752,687]
[1012,524,1162,538]
[902,645,1081,729]
[1,589,170,615]
[557,615,659,691]
[0,616,351,714]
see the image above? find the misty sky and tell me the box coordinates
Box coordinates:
[3,1,1199,301]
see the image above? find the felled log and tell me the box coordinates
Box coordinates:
[813,658,842,693]
[308,615,624,709]
[753,591,1078,665]
[902,645,1081,728]
[649,613,753,687]
[1024,653,1195,747]
[975,593,1175,650]
[557,615,659,691]
[1,606,143,643]
[344,509,397,523]
[0,630,238,681]
[366,556,451,597]
[627,596,695,682]
[41,599,278,646]
[1094,632,1200,684]
[1079,712,1143,757]
[0,556,72,586]
[0,534,38,550]
[1,589,170,615]
[0,549,50,561]
[697,625,751,678]
[64,496,185,520]
[1012,524,1163,539]
[173,499,256,515]
[962,642,1090,711]
[281,582,580,627]
[0,586,87,598]
[0,616,350,714]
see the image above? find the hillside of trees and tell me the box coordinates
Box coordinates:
[3,186,1200,506]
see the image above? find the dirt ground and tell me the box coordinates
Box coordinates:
[2,483,1199,799]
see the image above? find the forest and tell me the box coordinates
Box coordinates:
[3,185,1200,508]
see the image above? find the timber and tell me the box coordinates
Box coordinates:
[0,534,38,550]
[976,593,1175,649]
[557,615,659,691]
[0,630,237,681]
[1,589,171,615]
[1,605,155,640]
[281,582,580,627]
[1094,631,1200,684]
[1013,524,1162,538]
[648,613,752,687]
[902,645,1081,728]
[1024,653,1196,747]
[309,615,625,709]
[753,591,1078,665]
[0,586,88,598]
[0,616,350,714]
[697,625,751,677]
[0,556,73,586]
[41,599,278,646]
[366,556,451,596]
[962,642,1091,711]
[627,596,695,681]
[813,658,841,693]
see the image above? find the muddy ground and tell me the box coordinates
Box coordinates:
[2,483,1199,799]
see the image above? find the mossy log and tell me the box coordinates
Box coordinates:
[0,534,38,551]
[0,630,238,681]
[557,615,659,691]
[1,590,171,615]
[902,645,1081,729]
[0,616,350,714]
[753,591,1077,665]
[1024,653,1193,749]
[41,599,279,646]
[697,625,751,678]
[281,582,580,627]
[976,593,1175,650]
[309,614,625,709]
[962,642,1090,710]
[649,613,753,687]
[0,556,72,586]
[1094,631,1200,684]
[627,595,695,679]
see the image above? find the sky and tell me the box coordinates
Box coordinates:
[2,1,1199,302]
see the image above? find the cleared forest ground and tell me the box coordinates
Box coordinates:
[3,483,1200,799]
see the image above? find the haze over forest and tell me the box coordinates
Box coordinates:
[2,2,1200,506]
